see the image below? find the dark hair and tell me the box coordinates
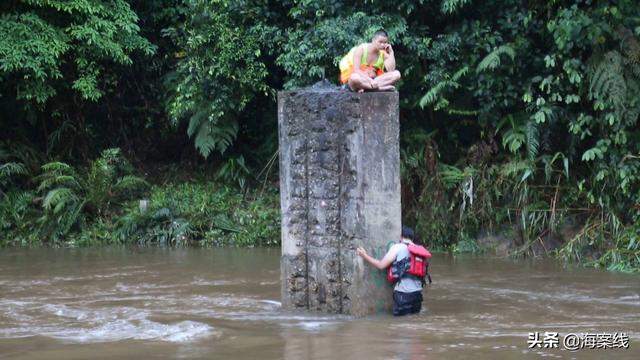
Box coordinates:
[402,226,422,245]
[372,29,388,40]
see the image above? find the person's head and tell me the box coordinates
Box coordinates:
[401,226,423,245]
[371,29,389,51]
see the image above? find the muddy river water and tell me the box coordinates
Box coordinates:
[0,247,638,359]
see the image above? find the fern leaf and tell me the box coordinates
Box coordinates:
[419,66,468,108]
[451,66,470,81]
[0,162,27,181]
[187,110,207,138]
[500,160,531,178]
[619,26,640,78]
[502,128,525,153]
[419,81,448,108]
[589,51,627,113]
[441,0,471,14]
[41,161,73,173]
[58,200,86,235]
[47,120,76,154]
[477,45,515,73]
[194,122,216,158]
[153,207,172,220]
[526,121,539,160]
[42,187,77,211]
[37,174,80,192]
[439,164,466,188]
[53,175,80,187]
[114,175,149,193]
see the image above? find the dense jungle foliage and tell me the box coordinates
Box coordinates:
[1,0,639,272]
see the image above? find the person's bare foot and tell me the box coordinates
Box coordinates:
[378,85,396,91]
[357,89,364,93]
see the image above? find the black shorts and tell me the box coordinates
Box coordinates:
[392,290,423,316]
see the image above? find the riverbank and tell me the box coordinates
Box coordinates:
[1,149,638,273]
[0,150,280,248]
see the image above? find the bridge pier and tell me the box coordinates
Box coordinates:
[278,86,401,316]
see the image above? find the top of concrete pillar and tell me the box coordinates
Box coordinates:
[278,79,398,95]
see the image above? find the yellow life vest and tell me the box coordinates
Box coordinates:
[339,43,385,84]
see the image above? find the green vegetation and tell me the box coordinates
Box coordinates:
[0,146,279,247]
[112,181,280,247]
[1,0,639,272]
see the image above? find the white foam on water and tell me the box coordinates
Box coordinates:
[46,319,215,343]
[0,300,37,323]
[93,270,150,279]
[1,301,215,343]
[2,287,342,342]
[259,281,279,286]
[42,303,95,321]
[259,300,282,307]
[461,285,640,307]
[188,294,264,308]
[8,279,52,287]
[51,275,93,282]
[190,277,235,286]
[0,297,217,344]
[293,321,338,331]
[114,282,182,292]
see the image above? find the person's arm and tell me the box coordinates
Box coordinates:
[356,245,398,270]
[352,46,364,75]
[383,44,396,71]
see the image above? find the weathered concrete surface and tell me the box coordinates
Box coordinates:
[278,85,400,316]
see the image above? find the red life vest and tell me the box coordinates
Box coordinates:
[387,243,432,284]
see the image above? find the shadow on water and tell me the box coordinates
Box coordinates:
[0,247,638,359]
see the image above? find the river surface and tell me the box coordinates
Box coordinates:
[0,247,638,359]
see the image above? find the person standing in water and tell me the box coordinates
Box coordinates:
[339,29,402,92]
[356,226,429,316]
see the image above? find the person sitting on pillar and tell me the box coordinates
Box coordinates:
[339,29,401,92]
[356,226,426,316]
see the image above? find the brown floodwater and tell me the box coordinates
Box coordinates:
[0,247,638,359]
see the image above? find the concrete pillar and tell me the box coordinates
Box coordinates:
[278,86,401,316]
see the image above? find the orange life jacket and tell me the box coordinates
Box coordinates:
[338,43,385,84]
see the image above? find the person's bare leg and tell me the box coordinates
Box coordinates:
[371,70,401,89]
[348,72,377,92]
